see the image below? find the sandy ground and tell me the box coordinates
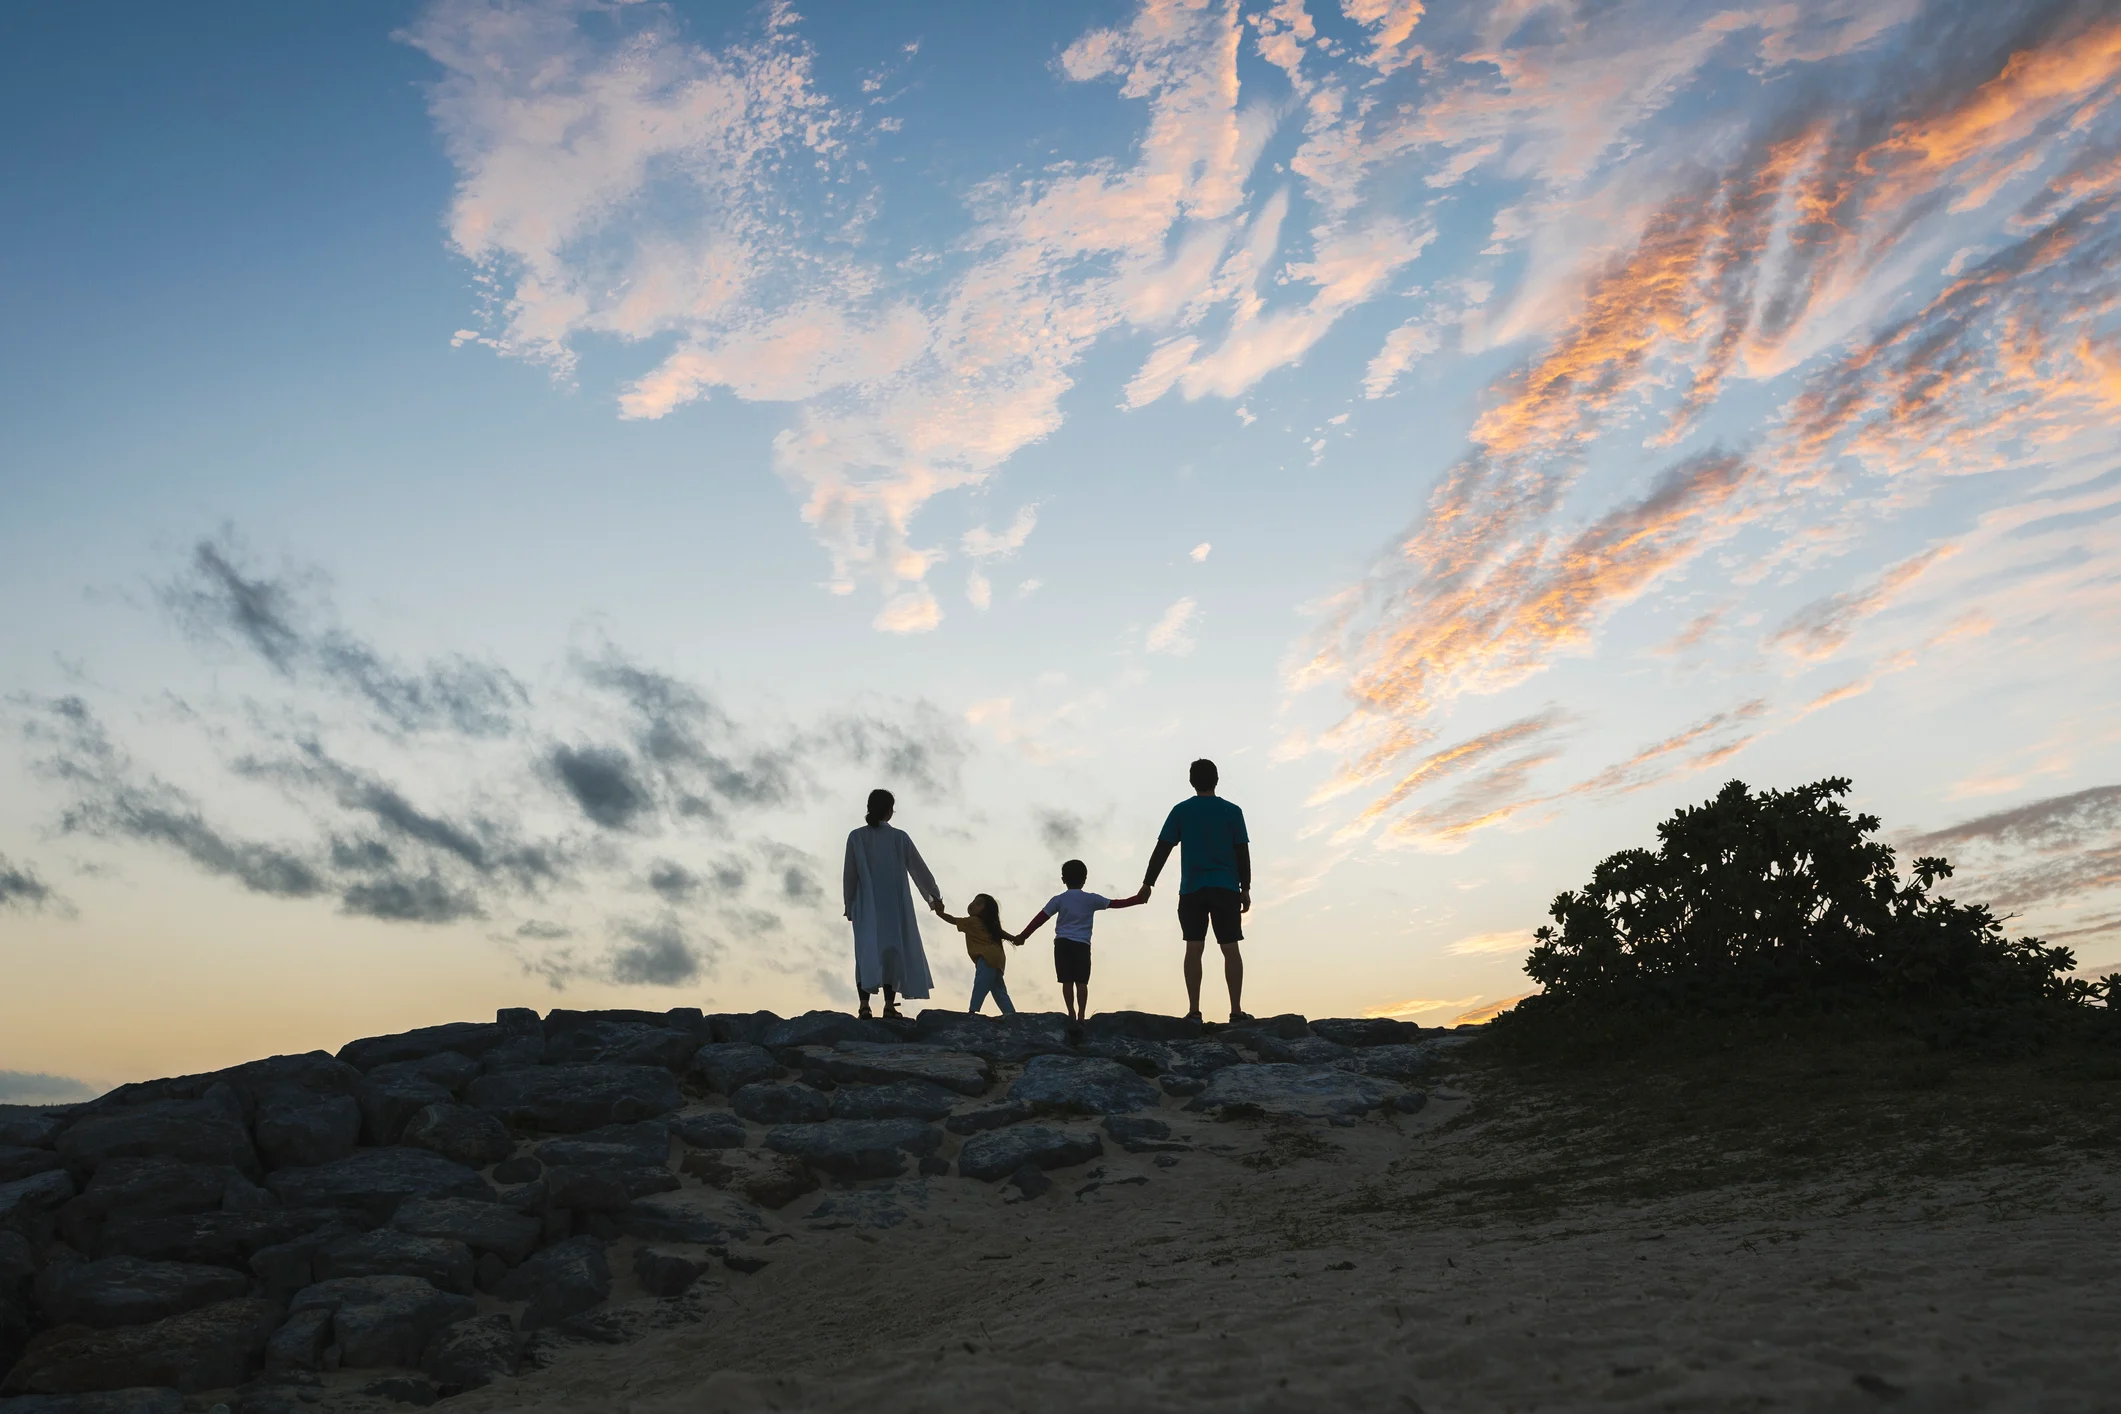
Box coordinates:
[395,1073,2121,1414]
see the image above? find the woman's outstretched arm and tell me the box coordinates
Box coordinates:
[904,836,941,909]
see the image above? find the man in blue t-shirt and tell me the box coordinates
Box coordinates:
[1138,758,1252,1023]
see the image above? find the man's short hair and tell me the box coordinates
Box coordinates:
[1189,758,1218,790]
[1061,859,1088,887]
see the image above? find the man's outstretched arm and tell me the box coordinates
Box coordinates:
[1141,839,1175,896]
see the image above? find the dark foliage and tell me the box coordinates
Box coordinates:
[1504,779,2117,1031]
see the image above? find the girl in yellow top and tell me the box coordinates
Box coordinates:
[932,893,1019,1015]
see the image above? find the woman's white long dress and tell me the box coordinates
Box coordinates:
[842,823,938,999]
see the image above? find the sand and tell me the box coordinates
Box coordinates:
[419,1077,2121,1414]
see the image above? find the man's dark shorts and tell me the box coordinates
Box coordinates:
[1177,887,1243,945]
[1053,938,1092,985]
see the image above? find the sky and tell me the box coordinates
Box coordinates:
[4,0,2120,1099]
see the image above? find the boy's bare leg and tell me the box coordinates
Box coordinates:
[1183,939,1205,1016]
[1079,983,1090,1021]
[1221,942,1244,1017]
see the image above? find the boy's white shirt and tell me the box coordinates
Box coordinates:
[1043,888,1110,942]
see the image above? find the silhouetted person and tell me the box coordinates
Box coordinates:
[1138,758,1251,1022]
[842,788,939,1019]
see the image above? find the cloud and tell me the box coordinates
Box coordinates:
[1568,700,1770,799]
[962,506,1040,560]
[342,875,484,925]
[1446,929,1536,956]
[1912,785,2121,853]
[550,744,652,830]
[1189,542,1211,562]
[0,1070,99,1104]
[1146,597,1199,656]
[609,917,707,987]
[1034,808,1084,853]
[0,854,59,913]
[1360,994,1483,1019]
[1455,991,1539,1026]
[1769,548,1954,661]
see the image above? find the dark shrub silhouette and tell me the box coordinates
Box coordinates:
[1513,778,2099,1017]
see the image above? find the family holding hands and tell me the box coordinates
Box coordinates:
[841,759,1254,1028]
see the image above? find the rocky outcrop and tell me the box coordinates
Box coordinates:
[957,1126,1104,1182]
[464,1065,682,1133]
[1008,1056,1159,1115]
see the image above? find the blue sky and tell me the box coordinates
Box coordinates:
[5,0,2120,1094]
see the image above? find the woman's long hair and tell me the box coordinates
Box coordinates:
[865,788,895,828]
[969,893,1006,945]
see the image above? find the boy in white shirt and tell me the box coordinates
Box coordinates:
[1013,859,1145,1023]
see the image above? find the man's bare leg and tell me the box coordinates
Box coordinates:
[1221,942,1244,1018]
[1183,939,1205,1017]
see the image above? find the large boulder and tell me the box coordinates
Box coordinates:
[944,1101,1033,1135]
[1164,1041,1244,1077]
[55,1088,256,1178]
[543,1165,676,1213]
[0,1108,70,1150]
[264,1148,488,1220]
[1,1297,278,1395]
[759,1012,895,1052]
[1189,1064,1399,1118]
[465,1065,682,1133]
[98,1209,346,1269]
[356,1063,460,1148]
[399,1105,514,1168]
[543,1007,705,1038]
[679,1150,816,1210]
[706,1011,780,1045]
[1309,1017,1421,1048]
[491,1236,608,1329]
[35,1257,249,1328]
[822,1043,990,1097]
[0,1150,63,1185]
[0,1171,75,1241]
[1102,1115,1188,1154]
[337,1022,508,1073]
[1077,1036,1173,1077]
[60,1158,232,1252]
[541,1022,698,1071]
[1081,1011,1203,1044]
[253,1094,361,1170]
[0,1389,184,1413]
[957,1126,1104,1182]
[1248,1035,1355,1066]
[1337,1043,1446,1081]
[829,1081,958,1122]
[314,1230,474,1295]
[1220,1013,1313,1042]
[763,1120,941,1179]
[730,1084,829,1126]
[911,1014,1072,1063]
[670,1112,745,1150]
[610,1191,764,1248]
[686,1043,776,1095]
[420,1312,520,1393]
[246,1225,359,1303]
[287,1275,476,1369]
[533,1121,669,1169]
[390,1198,541,1265]
[1007,1056,1158,1115]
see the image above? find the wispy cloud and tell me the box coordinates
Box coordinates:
[0,1070,99,1104]
[0,854,62,914]
[1146,596,1200,656]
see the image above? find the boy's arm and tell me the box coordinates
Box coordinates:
[1108,892,1147,909]
[1013,910,1051,943]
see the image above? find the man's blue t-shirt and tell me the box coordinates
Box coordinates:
[1158,795,1248,895]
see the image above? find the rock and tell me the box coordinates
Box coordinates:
[0,1391,185,1414]
[359,1375,438,1406]
[55,1088,256,1178]
[1102,1115,1188,1154]
[543,1165,675,1212]
[914,1014,1073,1063]
[632,1248,705,1298]
[0,1171,75,1239]
[670,1113,745,1150]
[356,1070,454,1149]
[265,1149,488,1221]
[474,1035,544,1075]
[956,1126,1103,1182]
[221,1175,271,1212]
[37,1257,250,1328]
[822,1043,991,1097]
[1338,1043,1447,1081]
[1309,1017,1421,1047]
[679,1150,816,1210]
[389,1199,541,1265]
[419,1312,519,1392]
[287,1276,475,1369]
[705,1011,779,1045]
[1221,1013,1313,1041]
[610,1191,764,1248]
[1006,1164,1052,1199]
[0,1150,62,1185]
[382,1053,479,1093]
[533,1121,669,1169]
[1081,1011,1203,1044]
[721,1252,767,1275]
[337,1023,507,1073]
[1388,1091,1429,1114]
[1076,1036,1173,1077]
[98,1209,346,1269]
[465,1065,682,1134]
[0,1108,70,1150]
[315,1231,474,1296]
[542,1022,697,1071]
[763,1120,941,1180]
[543,1007,707,1039]
[761,1011,899,1053]
[1158,1075,1206,1098]
[60,1158,233,1253]
[1189,1064,1399,1119]
[1007,1056,1158,1115]
[1,1297,278,1395]
[492,1236,608,1330]
[729,1084,830,1126]
[1164,1041,1244,1077]
[1249,1035,1355,1065]
[398,1105,513,1169]
[685,1044,776,1095]
[828,1081,958,1122]
[489,1155,540,1184]
[262,1306,332,1374]
[247,1226,356,1302]
[253,1095,361,1171]
[472,1253,508,1294]
[944,1102,1033,1135]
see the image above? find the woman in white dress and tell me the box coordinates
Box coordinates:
[842,788,941,1019]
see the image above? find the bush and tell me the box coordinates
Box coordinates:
[1506,778,2109,1023]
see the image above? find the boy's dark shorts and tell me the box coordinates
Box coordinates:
[1177,887,1244,945]
[1053,939,1092,985]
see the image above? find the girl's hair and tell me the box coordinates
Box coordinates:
[865,788,895,828]
[969,893,1005,944]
